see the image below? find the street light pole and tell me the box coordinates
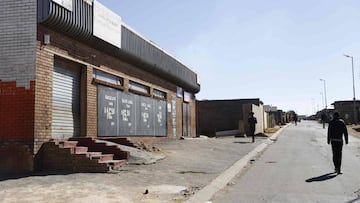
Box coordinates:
[344,54,357,124]
[319,78,327,110]
[320,92,324,109]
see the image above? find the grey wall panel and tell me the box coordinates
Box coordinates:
[97,85,118,136]
[155,100,167,136]
[137,96,155,135]
[118,91,136,135]
[98,85,167,136]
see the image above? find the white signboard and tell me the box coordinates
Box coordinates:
[93,0,122,48]
[83,0,93,5]
[52,0,73,11]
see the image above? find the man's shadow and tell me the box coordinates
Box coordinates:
[233,141,252,144]
[305,172,337,182]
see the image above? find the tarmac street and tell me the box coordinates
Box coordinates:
[211,121,360,203]
[2,121,359,203]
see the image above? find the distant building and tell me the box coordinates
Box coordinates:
[332,100,360,124]
[263,105,278,128]
[196,99,265,137]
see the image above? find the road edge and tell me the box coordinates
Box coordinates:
[185,124,290,203]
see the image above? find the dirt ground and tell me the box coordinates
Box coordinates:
[0,136,267,203]
[347,125,360,139]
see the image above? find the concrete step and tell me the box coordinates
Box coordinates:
[86,151,102,158]
[100,138,140,149]
[91,154,114,162]
[59,141,78,149]
[99,159,127,171]
[72,146,88,154]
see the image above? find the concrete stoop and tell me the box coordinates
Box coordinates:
[39,138,129,173]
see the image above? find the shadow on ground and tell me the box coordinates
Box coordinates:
[233,141,252,144]
[0,171,104,182]
[305,172,337,182]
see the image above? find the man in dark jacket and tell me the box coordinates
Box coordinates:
[248,112,257,143]
[327,111,348,174]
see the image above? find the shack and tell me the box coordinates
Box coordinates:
[196,99,265,137]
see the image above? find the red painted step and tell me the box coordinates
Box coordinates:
[59,141,78,148]
[72,146,88,154]
[91,154,114,162]
[100,160,126,171]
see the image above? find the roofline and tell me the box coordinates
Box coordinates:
[121,22,197,76]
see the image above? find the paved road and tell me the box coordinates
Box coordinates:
[212,121,360,203]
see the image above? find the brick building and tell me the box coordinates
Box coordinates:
[0,0,200,174]
[196,99,264,137]
[332,100,360,124]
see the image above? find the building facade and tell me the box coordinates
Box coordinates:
[0,0,200,174]
[332,100,360,124]
[196,99,264,137]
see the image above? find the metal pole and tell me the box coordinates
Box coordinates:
[320,92,324,109]
[320,79,327,110]
[351,56,357,123]
[345,54,357,124]
[323,80,327,110]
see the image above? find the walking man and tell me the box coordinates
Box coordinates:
[327,111,348,174]
[321,112,327,129]
[294,113,298,126]
[248,112,257,143]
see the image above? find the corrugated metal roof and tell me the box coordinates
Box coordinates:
[38,0,92,40]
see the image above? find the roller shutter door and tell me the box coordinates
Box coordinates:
[52,65,80,138]
[182,103,191,137]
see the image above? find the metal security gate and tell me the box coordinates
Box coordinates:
[182,103,191,137]
[52,64,81,138]
[97,85,167,136]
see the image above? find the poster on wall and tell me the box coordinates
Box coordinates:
[52,0,73,11]
[93,0,122,48]
[155,100,167,136]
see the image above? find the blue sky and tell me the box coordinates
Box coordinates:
[99,0,360,115]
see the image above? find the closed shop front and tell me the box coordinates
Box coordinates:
[52,61,81,138]
[97,85,167,137]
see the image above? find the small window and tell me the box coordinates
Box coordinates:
[93,70,122,86]
[154,89,166,99]
[129,81,150,95]
[177,87,183,98]
[184,91,193,103]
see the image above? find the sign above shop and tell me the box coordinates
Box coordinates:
[93,0,122,48]
[52,0,73,11]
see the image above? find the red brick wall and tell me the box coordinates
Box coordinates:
[0,80,35,174]
[0,80,35,139]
